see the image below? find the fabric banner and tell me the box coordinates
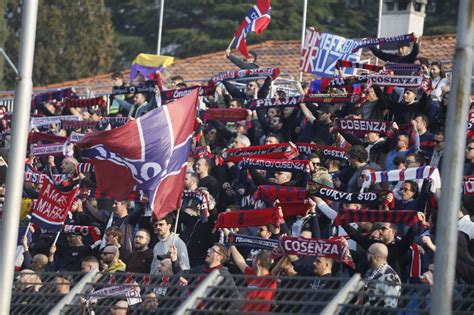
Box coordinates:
[226,233,280,250]
[251,185,308,204]
[62,225,101,242]
[214,207,282,229]
[31,177,79,232]
[300,28,361,77]
[275,200,312,217]
[182,189,210,222]
[335,60,383,72]
[334,208,419,227]
[239,157,309,173]
[24,171,67,185]
[60,96,106,109]
[296,143,348,160]
[370,74,423,87]
[32,143,65,156]
[160,85,214,103]
[130,53,174,82]
[361,166,441,193]
[222,143,298,163]
[335,118,395,135]
[208,67,280,87]
[307,181,379,204]
[77,90,198,220]
[351,33,415,53]
[30,115,81,130]
[202,108,248,122]
[111,85,157,95]
[87,285,141,305]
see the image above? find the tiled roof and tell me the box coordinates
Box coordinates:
[0,33,457,98]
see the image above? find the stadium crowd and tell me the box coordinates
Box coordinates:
[4,35,474,314]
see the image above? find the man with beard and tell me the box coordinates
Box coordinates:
[100,245,126,273]
[125,229,154,273]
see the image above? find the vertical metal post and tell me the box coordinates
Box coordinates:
[0,1,38,314]
[298,0,308,82]
[375,0,383,66]
[157,0,165,55]
[431,1,473,315]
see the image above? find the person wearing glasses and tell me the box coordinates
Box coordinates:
[429,131,444,170]
[360,243,401,309]
[100,245,126,273]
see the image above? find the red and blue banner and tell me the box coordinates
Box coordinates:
[77,90,199,219]
[234,0,271,58]
[31,176,78,232]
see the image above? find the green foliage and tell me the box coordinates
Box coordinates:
[3,0,118,88]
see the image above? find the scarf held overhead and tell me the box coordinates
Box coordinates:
[202,108,248,122]
[226,233,280,251]
[214,207,282,229]
[335,60,383,72]
[351,33,415,53]
[307,182,379,204]
[296,143,348,160]
[222,142,298,163]
[251,185,309,204]
[59,96,107,109]
[208,67,280,86]
[335,118,395,135]
[160,86,214,103]
[334,208,419,227]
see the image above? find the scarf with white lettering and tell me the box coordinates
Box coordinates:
[208,67,280,87]
[281,236,354,268]
[307,181,380,204]
[24,171,67,184]
[61,117,129,130]
[463,180,474,195]
[305,92,362,104]
[226,233,280,250]
[202,108,248,122]
[32,143,65,156]
[222,143,298,163]
[239,157,310,173]
[31,87,75,108]
[296,143,348,160]
[370,74,424,87]
[111,85,156,95]
[334,208,419,227]
[59,96,107,109]
[29,115,81,129]
[62,225,101,242]
[351,33,415,53]
[214,207,283,229]
[182,189,210,222]
[384,62,424,76]
[275,200,312,217]
[160,85,214,103]
[251,185,309,204]
[361,166,441,193]
[335,118,395,136]
[335,60,383,73]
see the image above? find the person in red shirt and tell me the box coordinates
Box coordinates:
[229,245,277,313]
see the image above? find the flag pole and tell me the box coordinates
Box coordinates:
[0,1,38,313]
[298,0,308,82]
[375,0,383,66]
[52,230,61,247]
[227,37,236,51]
[156,0,165,55]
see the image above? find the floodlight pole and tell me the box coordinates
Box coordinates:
[157,0,165,54]
[298,0,308,82]
[431,1,473,315]
[0,0,38,314]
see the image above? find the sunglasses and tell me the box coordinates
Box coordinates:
[433,140,443,143]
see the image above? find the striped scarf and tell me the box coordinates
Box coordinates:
[275,200,312,217]
[384,62,423,76]
[31,88,75,108]
[61,117,129,130]
[251,185,308,204]
[239,157,309,173]
[214,207,282,229]
[24,171,66,184]
[28,132,67,144]
[334,209,419,227]
[75,163,93,174]
[182,189,210,222]
[160,85,214,103]
[335,60,383,72]
[208,67,280,87]
[60,96,107,109]
[361,166,441,193]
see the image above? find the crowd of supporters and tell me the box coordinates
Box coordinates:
[4,36,474,314]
